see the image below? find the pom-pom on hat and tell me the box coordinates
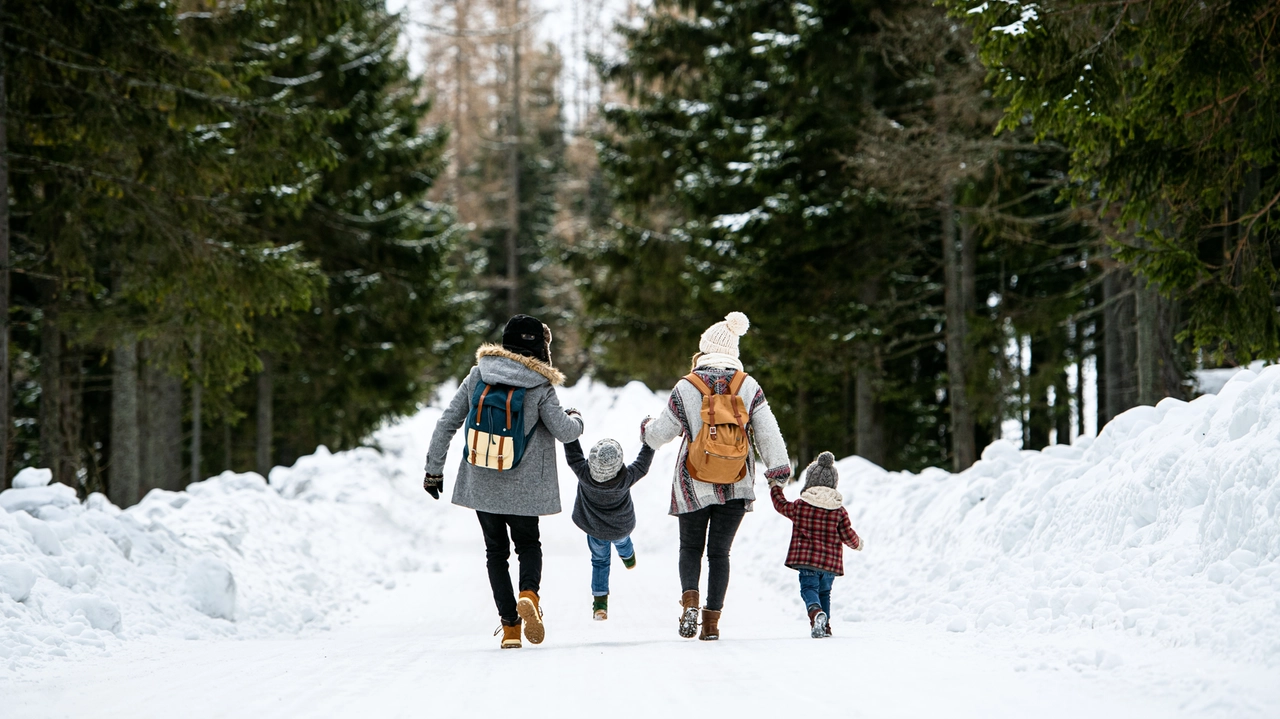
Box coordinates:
[699,311,751,359]
[588,439,625,482]
[802,451,839,490]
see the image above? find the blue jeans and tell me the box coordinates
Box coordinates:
[587,535,635,596]
[798,569,835,616]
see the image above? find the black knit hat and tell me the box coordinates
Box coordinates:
[502,314,552,363]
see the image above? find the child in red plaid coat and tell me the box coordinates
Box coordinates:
[769,451,862,638]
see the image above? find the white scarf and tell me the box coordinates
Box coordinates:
[695,352,744,372]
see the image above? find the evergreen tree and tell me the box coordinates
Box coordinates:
[222,2,470,469]
[951,0,1280,362]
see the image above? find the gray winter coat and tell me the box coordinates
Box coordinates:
[565,440,655,541]
[424,344,584,516]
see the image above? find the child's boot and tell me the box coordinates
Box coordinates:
[517,590,545,644]
[678,590,700,638]
[807,605,828,639]
[496,620,522,649]
[593,595,608,621]
[622,552,637,570]
[699,609,721,641]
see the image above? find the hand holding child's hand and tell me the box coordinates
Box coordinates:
[640,416,653,440]
[565,407,583,421]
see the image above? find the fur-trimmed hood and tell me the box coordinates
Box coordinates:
[476,343,566,387]
[799,486,843,510]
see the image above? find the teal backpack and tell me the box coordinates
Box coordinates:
[464,381,535,471]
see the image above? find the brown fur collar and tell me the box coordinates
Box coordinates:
[476,344,566,386]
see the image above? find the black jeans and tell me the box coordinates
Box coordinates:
[677,499,747,611]
[477,511,542,625]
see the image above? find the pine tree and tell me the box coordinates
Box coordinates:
[222,1,469,469]
[951,0,1280,362]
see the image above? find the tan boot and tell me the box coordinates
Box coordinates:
[699,609,721,641]
[678,590,700,638]
[517,590,545,644]
[497,621,522,649]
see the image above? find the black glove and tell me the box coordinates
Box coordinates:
[424,473,444,500]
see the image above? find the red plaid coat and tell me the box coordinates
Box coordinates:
[770,485,862,576]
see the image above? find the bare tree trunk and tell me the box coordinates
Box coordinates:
[505,0,522,318]
[795,380,810,469]
[110,340,140,507]
[840,367,851,458]
[1074,324,1087,439]
[155,367,183,492]
[1026,335,1050,450]
[256,353,273,477]
[190,334,202,485]
[138,346,182,494]
[943,192,976,471]
[60,349,83,494]
[854,278,885,466]
[1095,315,1108,431]
[1135,278,1160,406]
[39,288,67,485]
[0,7,10,490]
[1054,368,1071,445]
[1103,267,1137,422]
[139,343,157,494]
[223,421,232,473]
[854,362,885,467]
[450,0,469,203]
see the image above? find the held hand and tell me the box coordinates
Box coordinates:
[424,473,444,500]
[565,407,583,421]
[640,416,653,440]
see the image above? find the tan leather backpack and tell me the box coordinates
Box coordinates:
[683,371,751,484]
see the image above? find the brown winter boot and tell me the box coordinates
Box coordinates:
[497,621,522,649]
[678,590,700,638]
[699,609,721,641]
[808,605,828,639]
[517,590,545,644]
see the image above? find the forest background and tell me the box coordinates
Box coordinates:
[2,0,1277,505]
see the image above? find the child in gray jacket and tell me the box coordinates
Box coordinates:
[563,432,655,620]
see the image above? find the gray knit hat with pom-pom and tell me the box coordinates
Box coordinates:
[588,439,625,482]
[802,451,839,490]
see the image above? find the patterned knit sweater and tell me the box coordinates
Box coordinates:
[643,367,792,515]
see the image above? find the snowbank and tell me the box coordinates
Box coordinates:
[743,366,1280,664]
[0,411,439,671]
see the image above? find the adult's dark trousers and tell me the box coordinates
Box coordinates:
[677,499,748,611]
[476,511,542,625]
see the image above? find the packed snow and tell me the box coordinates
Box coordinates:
[2,370,1279,717]
[0,422,438,666]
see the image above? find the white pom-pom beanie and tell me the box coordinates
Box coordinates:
[699,311,750,359]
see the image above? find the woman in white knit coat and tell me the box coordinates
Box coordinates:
[641,312,792,640]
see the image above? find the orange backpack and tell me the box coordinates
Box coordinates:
[683,371,751,484]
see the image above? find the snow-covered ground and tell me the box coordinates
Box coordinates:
[2,371,1280,717]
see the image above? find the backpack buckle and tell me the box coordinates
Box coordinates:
[709,426,717,438]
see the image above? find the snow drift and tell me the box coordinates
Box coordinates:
[0,412,439,670]
[2,364,1278,674]
[745,366,1280,664]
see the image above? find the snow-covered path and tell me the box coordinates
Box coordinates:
[4,376,1280,717]
[4,524,1265,719]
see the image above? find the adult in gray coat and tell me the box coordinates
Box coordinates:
[423,315,584,649]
